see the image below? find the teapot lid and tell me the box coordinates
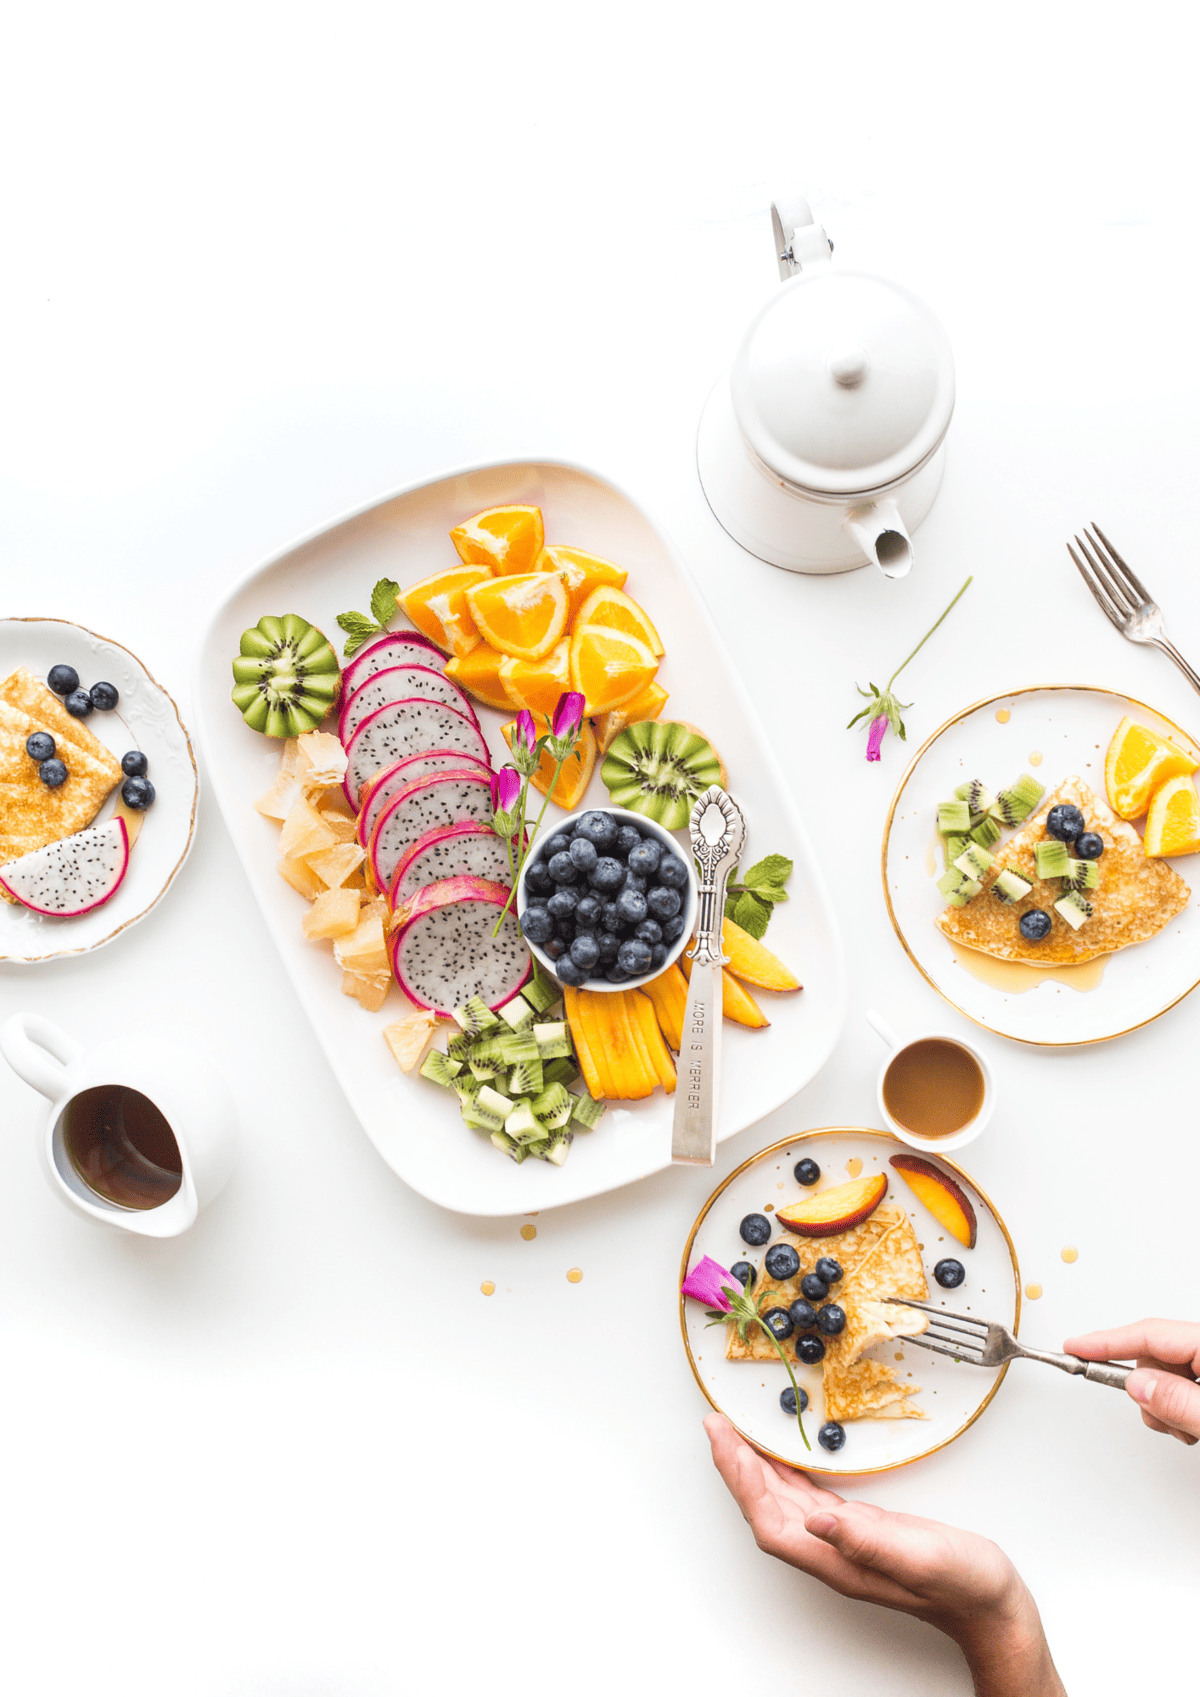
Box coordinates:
[730,268,955,499]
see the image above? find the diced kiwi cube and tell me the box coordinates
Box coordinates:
[419,1050,461,1088]
[1035,839,1070,879]
[498,995,535,1032]
[1067,859,1099,891]
[453,995,500,1035]
[990,774,1046,826]
[507,1058,544,1097]
[505,1100,543,1142]
[969,815,1002,850]
[489,1129,528,1163]
[943,834,968,871]
[955,779,997,814]
[543,1134,573,1166]
[937,799,971,835]
[532,1083,573,1131]
[447,1032,473,1062]
[541,1056,579,1088]
[463,1102,505,1134]
[522,973,559,1017]
[468,1058,497,1082]
[1054,890,1093,930]
[954,844,995,880]
[477,1085,514,1120]
[570,1093,606,1130]
[533,1021,573,1060]
[992,868,1033,904]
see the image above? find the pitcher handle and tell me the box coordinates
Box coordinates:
[865,1009,900,1051]
[0,1013,83,1100]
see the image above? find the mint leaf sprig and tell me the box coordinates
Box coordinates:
[723,852,793,940]
[336,578,401,657]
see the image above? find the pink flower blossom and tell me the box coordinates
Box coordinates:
[681,1255,740,1312]
[491,766,521,814]
[866,715,888,762]
[514,711,538,757]
[551,691,585,742]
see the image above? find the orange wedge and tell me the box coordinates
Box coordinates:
[1145,773,1200,856]
[573,585,664,657]
[593,680,670,754]
[569,626,658,715]
[502,717,597,809]
[444,643,514,711]
[466,572,568,661]
[1104,715,1198,819]
[498,638,570,718]
[450,505,543,575]
[399,564,491,657]
[537,545,627,616]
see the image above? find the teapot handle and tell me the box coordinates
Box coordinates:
[0,1013,83,1100]
[771,198,833,280]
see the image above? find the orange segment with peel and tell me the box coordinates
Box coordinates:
[777,1173,888,1238]
[536,545,627,616]
[593,681,670,755]
[498,638,570,718]
[1104,715,1198,819]
[573,585,665,658]
[889,1155,977,1249]
[444,644,515,712]
[501,717,597,810]
[1144,773,1200,856]
[466,572,568,661]
[450,505,544,575]
[569,626,658,714]
[400,564,491,657]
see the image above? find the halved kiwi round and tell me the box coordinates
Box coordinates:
[231,614,341,738]
[600,720,726,831]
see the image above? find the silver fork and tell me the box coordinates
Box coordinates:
[885,1297,1131,1388]
[1067,523,1200,697]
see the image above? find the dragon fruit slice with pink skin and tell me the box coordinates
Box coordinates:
[0,818,129,916]
[343,697,489,806]
[389,876,531,1014]
[341,629,446,697]
[368,771,494,894]
[356,749,492,849]
[337,664,476,748]
[388,820,527,908]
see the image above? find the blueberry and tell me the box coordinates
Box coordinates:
[650,943,668,968]
[764,1242,800,1281]
[547,888,579,920]
[597,932,621,962]
[617,938,652,975]
[787,1299,817,1330]
[646,885,682,920]
[120,749,149,778]
[569,932,600,970]
[817,1421,846,1453]
[794,1158,821,1185]
[1019,908,1052,942]
[729,1260,755,1290]
[569,836,598,873]
[779,1385,809,1416]
[796,1335,826,1365]
[47,664,79,696]
[548,851,578,884]
[661,914,686,942]
[934,1258,966,1289]
[739,1212,772,1247]
[520,906,554,944]
[543,937,566,961]
[1046,803,1085,842]
[621,870,647,895]
[575,811,618,849]
[800,1272,828,1302]
[39,758,68,788]
[604,963,629,983]
[627,839,662,877]
[120,776,155,810]
[616,825,641,857]
[525,860,554,894]
[761,1306,793,1341]
[88,681,119,711]
[25,731,55,762]
[814,1257,843,1284]
[555,956,586,986]
[545,834,573,860]
[554,914,577,940]
[600,901,625,932]
[574,893,604,929]
[615,888,647,925]
[634,919,663,945]
[656,854,687,889]
[1075,832,1104,860]
[816,1303,846,1336]
[589,857,625,892]
[64,689,93,718]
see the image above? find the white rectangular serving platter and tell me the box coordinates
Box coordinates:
[193,460,846,1215]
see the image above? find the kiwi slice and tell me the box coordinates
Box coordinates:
[601,720,726,831]
[993,868,1033,904]
[231,615,341,738]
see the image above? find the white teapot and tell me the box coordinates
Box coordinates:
[697,198,955,577]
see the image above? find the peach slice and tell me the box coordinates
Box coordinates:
[889,1155,977,1249]
[777,1173,887,1238]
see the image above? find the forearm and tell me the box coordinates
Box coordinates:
[951,1592,1065,1697]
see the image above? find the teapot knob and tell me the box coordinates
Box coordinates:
[828,346,870,388]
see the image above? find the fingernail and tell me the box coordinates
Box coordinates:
[1127,1370,1156,1404]
[805,1512,837,1539]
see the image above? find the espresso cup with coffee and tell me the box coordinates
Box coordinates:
[0,1012,237,1236]
[866,1010,993,1152]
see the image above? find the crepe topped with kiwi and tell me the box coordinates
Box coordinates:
[937,777,1189,964]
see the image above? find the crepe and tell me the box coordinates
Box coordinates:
[0,669,123,879]
[935,776,1190,965]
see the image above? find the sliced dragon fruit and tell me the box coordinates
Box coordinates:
[369,771,494,893]
[0,818,129,916]
[356,749,492,849]
[389,875,531,1014]
[389,820,526,908]
[343,697,490,806]
[342,629,447,698]
[338,664,476,748]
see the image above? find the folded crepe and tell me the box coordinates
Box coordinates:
[936,776,1189,965]
[0,669,122,879]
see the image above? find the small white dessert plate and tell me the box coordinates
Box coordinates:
[883,686,1200,1046]
[679,1129,1020,1476]
[0,619,198,964]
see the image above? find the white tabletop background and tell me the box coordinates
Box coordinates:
[2,4,1198,1692]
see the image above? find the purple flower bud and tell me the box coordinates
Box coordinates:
[514,711,538,758]
[681,1254,739,1313]
[866,715,888,762]
[491,765,521,815]
[551,691,585,742]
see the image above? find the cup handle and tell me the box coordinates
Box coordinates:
[865,1009,900,1050]
[0,1013,84,1100]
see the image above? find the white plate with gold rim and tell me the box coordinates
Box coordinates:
[883,686,1200,1046]
[679,1129,1020,1477]
[191,459,846,1216]
[0,618,198,964]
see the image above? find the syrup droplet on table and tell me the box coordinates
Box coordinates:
[1025,1282,1043,1300]
[996,709,1011,723]
[480,1281,495,1296]
[1061,1246,1078,1263]
[566,1267,583,1283]
[520,1224,537,1241]
[1028,750,1043,767]
[846,1157,863,1177]
[764,1203,774,1212]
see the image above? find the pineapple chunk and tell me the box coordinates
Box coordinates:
[303,887,362,940]
[383,1009,439,1072]
[296,731,348,789]
[315,806,357,843]
[335,911,389,974]
[278,794,339,860]
[306,842,365,889]
[277,855,324,899]
[341,968,391,1011]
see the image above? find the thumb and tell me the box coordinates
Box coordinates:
[1127,1369,1200,1442]
[805,1504,902,1573]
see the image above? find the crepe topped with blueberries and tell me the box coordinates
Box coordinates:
[0,668,122,870]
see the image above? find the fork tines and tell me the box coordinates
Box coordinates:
[883,1297,987,1364]
[1067,523,1152,627]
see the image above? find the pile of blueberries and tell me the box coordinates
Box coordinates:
[519,809,689,987]
[26,664,155,809]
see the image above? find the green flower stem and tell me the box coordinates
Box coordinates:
[490,750,569,938]
[885,575,972,691]
[755,1320,811,1452]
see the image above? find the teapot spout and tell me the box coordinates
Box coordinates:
[844,499,913,579]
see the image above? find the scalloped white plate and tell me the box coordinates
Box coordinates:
[0,619,198,964]
[192,459,847,1216]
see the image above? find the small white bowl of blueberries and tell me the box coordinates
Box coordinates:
[516,806,698,990]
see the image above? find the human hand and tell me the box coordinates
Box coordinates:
[704,1413,1064,1697]
[1063,1317,1200,1445]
